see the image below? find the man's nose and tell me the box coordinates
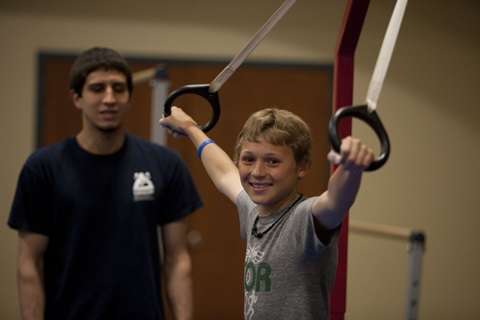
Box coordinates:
[103,86,116,104]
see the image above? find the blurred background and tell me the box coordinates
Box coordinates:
[0,0,478,319]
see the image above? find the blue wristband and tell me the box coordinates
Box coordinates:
[197,139,215,159]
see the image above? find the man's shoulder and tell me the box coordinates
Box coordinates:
[28,137,73,162]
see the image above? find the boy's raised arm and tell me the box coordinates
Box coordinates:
[312,136,374,230]
[160,106,243,204]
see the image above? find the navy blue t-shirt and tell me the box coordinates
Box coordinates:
[9,134,203,320]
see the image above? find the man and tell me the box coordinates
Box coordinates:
[8,47,202,319]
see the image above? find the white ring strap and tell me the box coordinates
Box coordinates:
[366,0,408,113]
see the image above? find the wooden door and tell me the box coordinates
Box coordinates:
[38,54,332,319]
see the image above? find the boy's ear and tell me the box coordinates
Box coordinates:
[297,160,310,178]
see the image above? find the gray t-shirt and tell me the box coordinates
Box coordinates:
[237,190,340,320]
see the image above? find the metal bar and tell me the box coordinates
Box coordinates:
[330,1,370,319]
[133,67,157,85]
[404,234,425,320]
[349,219,426,320]
[130,65,170,145]
[349,219,412,241]
[149,65,169,145]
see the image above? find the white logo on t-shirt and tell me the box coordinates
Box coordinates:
[132,172,155,201]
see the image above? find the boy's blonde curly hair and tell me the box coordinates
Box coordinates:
[233,108,312,168]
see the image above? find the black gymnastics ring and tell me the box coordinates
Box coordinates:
[328,104,390,171]
[163,84,220,133]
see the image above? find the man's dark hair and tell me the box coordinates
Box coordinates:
[69,47,133,96]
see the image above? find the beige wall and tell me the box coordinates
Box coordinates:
[0,0,478,319]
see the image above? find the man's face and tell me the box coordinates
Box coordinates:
[72,69,130,133]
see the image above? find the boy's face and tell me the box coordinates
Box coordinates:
[72,69,130,133]
[238,138,308,216]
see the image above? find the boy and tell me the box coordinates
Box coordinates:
[160,107,373,319]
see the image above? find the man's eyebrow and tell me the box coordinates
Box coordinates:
[87,81,127,87]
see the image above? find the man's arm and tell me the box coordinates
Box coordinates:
[160,107,243,204]
[312,136,374,230]
[17,230,49,320]
[161,219,193,320]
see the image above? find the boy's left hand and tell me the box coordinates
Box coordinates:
[328,136,374,172]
